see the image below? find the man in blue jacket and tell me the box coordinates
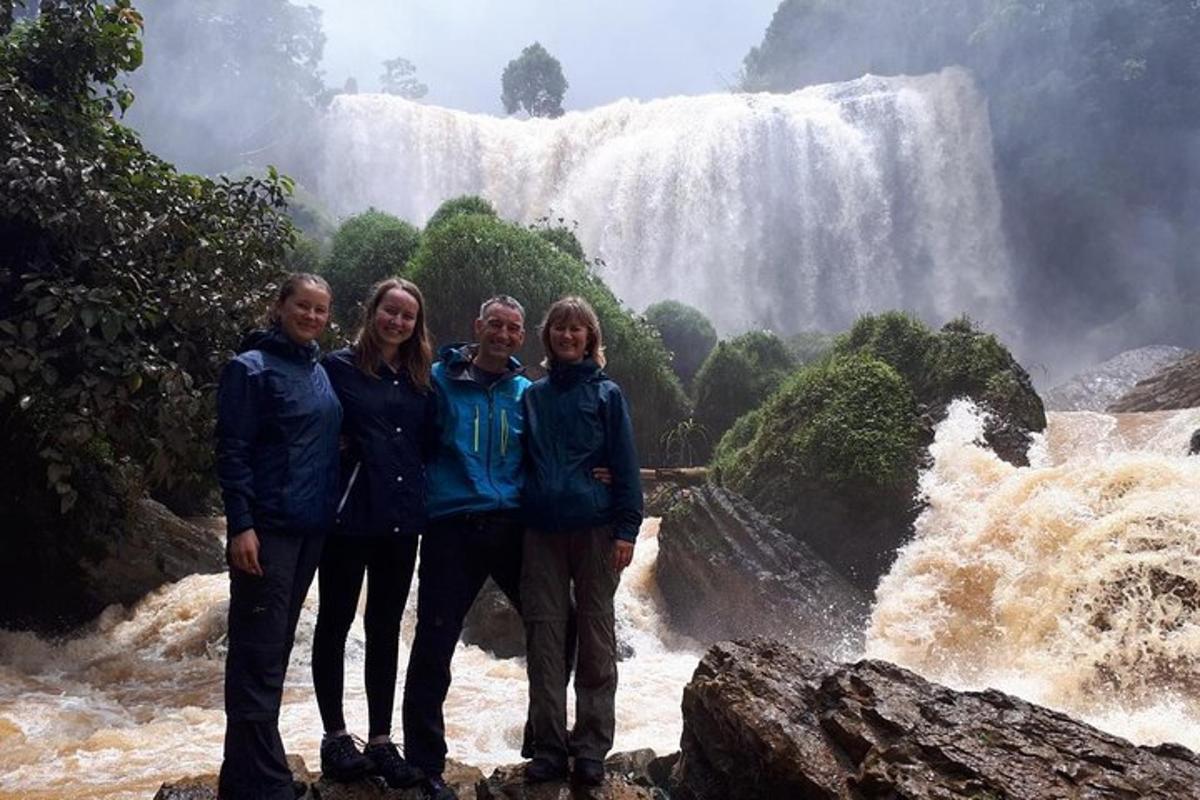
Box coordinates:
[401,295,532,800]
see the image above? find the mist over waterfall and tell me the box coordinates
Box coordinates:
[319,67,1014,339]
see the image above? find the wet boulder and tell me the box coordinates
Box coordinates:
[1109,351,1200,412]
[655,485,868,653]
[671,639,1200,800]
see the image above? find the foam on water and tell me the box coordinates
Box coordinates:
[867,401,1200,750]
[0,520,700,800]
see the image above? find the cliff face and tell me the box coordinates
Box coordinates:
[672,639,1200,800]
[1044,345,1191,411]
[1108,351,1200,412]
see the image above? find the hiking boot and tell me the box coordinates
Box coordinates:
[319,733,372,782]
[573,757,605,787]
[421,774,459,800]
[524,756,569,784]
[364,740,422,788]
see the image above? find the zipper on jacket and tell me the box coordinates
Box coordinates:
[500,408,509,456]
[473,405,480,453]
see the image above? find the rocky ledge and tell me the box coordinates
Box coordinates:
[1108,351,1200,412]
[672,639,1200,799]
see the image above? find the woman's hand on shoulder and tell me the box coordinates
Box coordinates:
[592,466,613,485]
[229,528,263,576]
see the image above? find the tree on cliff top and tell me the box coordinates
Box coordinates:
[380,55,427,99]
[501,41,568,118]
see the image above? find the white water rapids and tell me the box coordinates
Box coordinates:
[318,68,1014,339]
[3,409,1199,797]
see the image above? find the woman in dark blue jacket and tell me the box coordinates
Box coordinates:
[520,296,643,788]
[216,273,342,800]
[310,277,436,788]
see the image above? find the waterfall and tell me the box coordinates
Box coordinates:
[318,67,1014,338]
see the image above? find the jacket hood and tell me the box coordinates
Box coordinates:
[439,342,525,381]
[237,326,320,363]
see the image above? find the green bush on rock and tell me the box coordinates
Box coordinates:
[323,209,421,326]
[644,300,718,388]
[425,194,497,230]
[408,213,688,463]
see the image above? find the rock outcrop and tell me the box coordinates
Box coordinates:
[655,485,868,653]
[672,639,1200,800]
[1043,345,1191,411]
[156,753,665,800]
[461,578,526,658]
[1108,351,1200,412]
[2,496,226,631]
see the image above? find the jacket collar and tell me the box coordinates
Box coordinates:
[439,342,525,384]
[547,358,603,387]
[238,326,320,364]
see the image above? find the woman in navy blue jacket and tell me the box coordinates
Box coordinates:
[310,277,436,788]
[216,273,342,800]
[520,296,643,788]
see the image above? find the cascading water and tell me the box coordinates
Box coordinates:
[318,67,1014,338]
[868,401,1200,751]
[0,520,699,800]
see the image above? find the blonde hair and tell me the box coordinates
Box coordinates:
[353,278,433,392]
[540,295,605,368]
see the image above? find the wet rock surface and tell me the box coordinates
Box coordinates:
[1108,351,1200,412]
[671,638,1200,800]
[462,578,525,658]
[655,484,870,649]
[1043,345,1191,412]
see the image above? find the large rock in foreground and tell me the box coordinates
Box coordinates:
[1,497,226,631]
[1108,351,1200,412]
[655,485,868,653]
[672,639,1200,800]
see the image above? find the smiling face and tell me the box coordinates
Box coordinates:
[276,281,331,345]
[549,317,589,364]
[473,302,526,371]
[373,287,420,352]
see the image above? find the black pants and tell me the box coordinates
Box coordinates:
[311,533,419,737]
[401,512,525,775]
[218,528,325,800]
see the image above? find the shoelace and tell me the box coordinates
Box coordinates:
[326,732,366,761]
[366,740,404,769]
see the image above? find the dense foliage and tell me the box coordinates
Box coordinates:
[425,194,497,230]
[123,0,326,175]
[691,330,796,457]
[0,1,295,534]
[407,213,688,463]
[644,300,718,388]
[380,55,427,99]
[500,41,568,118]
[322,209,421,326]
[743,0,1200,356]
[713,353,919,491]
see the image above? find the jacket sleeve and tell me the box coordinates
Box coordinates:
[420,384,440,463]
[215,357,261,537]
[601,382,643,542]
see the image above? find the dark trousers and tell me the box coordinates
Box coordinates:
[218,528,325,800]
[401,512,525,775]
[523,526,620,763]
[312,533,419,737]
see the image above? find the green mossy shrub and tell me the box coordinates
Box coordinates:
[785,330,837,366]
[644,300,718,387]
[322,209,421,326]
[710,407,763,483]
[692,330,796,457]
[408,214,688,463]
[425,194,497,230]
[833,311,935,392]
[532,224,586,262]
[716,354,920,495]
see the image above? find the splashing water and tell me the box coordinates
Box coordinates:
[867,400,1200,750]
[318,68,1014,340]
[0,519,700,800]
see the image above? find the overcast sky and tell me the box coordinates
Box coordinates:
[309,0,781,114]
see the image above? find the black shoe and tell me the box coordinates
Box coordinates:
[421,774,459,800]
[292,780,309,799]
[524,757,569,784]
[319,733,373,782]
[573,757,605,787]
[364,740,423,789]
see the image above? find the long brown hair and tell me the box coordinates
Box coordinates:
[261,272,332,326]
[540,295,606,368]
[353,277,433,391]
